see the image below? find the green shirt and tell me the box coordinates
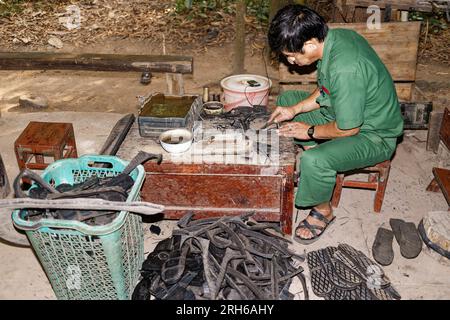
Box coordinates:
[316,28,404,139]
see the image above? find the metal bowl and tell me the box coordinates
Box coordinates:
[203,101,224,115]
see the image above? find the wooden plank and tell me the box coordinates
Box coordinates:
[279,22,421,82]
[427,111,445,152]
[440,108,450,151]
[142,173,282,209]
[345,0,432,11]
[166,73,185,95]
[280,164,294,235]
[280,82,413,101]
[140,161,294,234]
[0,52,193,74]
[162,210,281,222]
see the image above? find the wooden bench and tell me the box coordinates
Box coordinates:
[279,21,421,102]
[427,108,450,209]
[0,52,194,95]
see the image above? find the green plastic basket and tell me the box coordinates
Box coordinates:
[12,155,145,300]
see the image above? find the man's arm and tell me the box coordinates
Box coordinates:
[279,120,360,140]
[268,88,321,124]
[313,121,360,139]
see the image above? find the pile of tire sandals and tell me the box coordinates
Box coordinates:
[307,243,401,300]
[132,212,308,300]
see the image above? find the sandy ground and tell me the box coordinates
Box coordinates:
[0,111,449,300]
[0,41,449,300]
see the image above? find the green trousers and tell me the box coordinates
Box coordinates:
[277,90,397,207]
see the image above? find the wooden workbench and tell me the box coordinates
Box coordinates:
[117,115,297,234]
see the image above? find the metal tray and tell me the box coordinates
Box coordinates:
[138,93,202,137]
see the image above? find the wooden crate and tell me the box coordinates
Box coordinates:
[279,21,421,102]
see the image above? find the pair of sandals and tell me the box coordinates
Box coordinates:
[372,219,422,266]
[294,208,336,245]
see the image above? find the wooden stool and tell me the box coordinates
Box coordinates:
[14,121,78,171]
[331,160,391,213]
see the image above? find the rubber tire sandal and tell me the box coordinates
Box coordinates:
[294,209,336,245]
[390,218,422,259]
[372,227,394,266]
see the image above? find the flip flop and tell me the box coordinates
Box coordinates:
[372,227,395,266]
[293,209,336,245]
[390,219,422,259]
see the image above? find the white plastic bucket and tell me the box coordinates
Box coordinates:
[220,74,272,111]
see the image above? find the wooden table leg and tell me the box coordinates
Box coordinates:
[281,165,294,235]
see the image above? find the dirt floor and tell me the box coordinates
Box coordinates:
[0,111,449,299]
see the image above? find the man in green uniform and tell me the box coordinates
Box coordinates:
[268,5,403,244]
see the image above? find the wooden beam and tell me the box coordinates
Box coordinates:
[233,0,246,74]
[0,52,193,74]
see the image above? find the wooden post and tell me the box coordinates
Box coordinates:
[233,0,246,74]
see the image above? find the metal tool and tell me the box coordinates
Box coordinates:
[99,114,135,156]
[258,121,279,131]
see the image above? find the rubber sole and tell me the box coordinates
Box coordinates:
[372,227,394,266]
[390,218,422,259]
[306,244,401,300]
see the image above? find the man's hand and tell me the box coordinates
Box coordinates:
[279,122,311,140]
[268,106,297,124]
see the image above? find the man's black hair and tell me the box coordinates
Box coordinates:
[268,4,328,55]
